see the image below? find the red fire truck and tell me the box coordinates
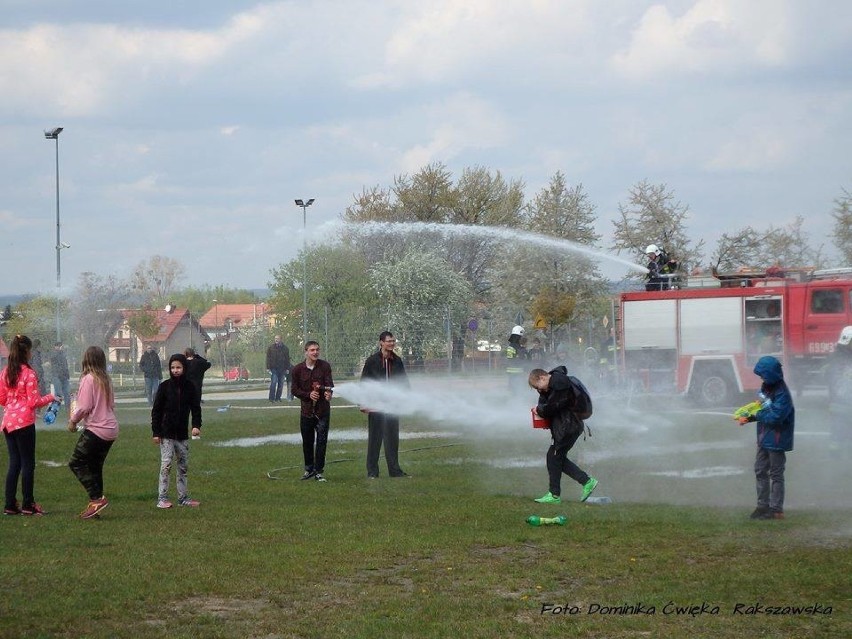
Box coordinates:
[618,268,852,405]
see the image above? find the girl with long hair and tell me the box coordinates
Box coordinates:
[1,334,58,515]
[68,346,119,519]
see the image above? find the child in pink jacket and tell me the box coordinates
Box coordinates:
[68,346,119,519]
[1,335,57,516]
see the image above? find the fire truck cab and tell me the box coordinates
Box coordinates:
[619,268,852,405]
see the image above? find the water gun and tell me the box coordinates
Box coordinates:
[43,399,62,424]
[526,515,567,526]
[733,401,762,425]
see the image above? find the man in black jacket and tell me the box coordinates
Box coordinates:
[184,348,212,404]
[360,331,409,478]
[139,345,162,406]
[266,335,292,402]
[529,366,598,504]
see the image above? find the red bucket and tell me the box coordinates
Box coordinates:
[531,408,550,429]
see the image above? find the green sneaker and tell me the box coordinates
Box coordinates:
[581,477,598,502]
[534,492,561,504]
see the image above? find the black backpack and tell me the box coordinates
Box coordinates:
[568,376,593,420]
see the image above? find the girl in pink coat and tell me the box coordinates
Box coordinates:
[1,335,57,515]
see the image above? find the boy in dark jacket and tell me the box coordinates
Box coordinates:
[528,366,598,504]
[151,353,202,509]
[737,355,794,520]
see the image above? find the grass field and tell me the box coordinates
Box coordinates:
[1,389,849,639]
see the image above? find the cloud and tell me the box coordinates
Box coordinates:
[611,0,793,80]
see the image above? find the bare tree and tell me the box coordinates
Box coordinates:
[832,188,852,265]
[611,180,704,273]
[130,256,186,306]
[711,216,823,272]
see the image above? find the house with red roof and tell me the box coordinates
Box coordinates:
[106,307,209,365]
[197,303,273,339]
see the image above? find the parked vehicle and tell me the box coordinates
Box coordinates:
[223,365,249,381]
[618,267,852,405]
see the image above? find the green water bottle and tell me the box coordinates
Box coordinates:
[526,515,567,526]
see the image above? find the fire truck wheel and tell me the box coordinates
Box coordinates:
[691,370,733,407]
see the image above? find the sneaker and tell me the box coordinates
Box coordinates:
[157,499,173,509]
[749,507,770,520]
[300,470,317,481]
[314,473,327,482]
[3,501,21,516]
[771,511,784,520]
[178,499,200,507]
[21,503,46,516]
[581,477,599,502]
[389,472,409,478]
[534,492,561,504]
[81,497,109,519]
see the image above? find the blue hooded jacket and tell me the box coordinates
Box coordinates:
[752,356,794,452]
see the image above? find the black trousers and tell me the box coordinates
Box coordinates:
[4,425,36,508]
[300,414,330,473]
[546,429,589,497]
[366,412,404,477]
[68,430,114,500]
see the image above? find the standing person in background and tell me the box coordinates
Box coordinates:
[30,339,48,396]
[139,345,162,406]
[1,335,57,516]
[528,337,546,364]
[506,325,528,392]
[360,331,409,479]
[291,341,334,482]
[184,348,212,404]
[68,346,118,519]
[49,342,71,411]
[266,335,292,402]
[151,353,202,509]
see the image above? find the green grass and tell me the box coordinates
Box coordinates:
[1,398,849,639]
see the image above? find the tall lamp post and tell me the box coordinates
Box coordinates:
[294,198,314,347]
[44,127,65,342]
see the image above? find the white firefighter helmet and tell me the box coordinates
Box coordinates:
[838,326,852,346]
[511,325,525,336]
[645,244,661,256]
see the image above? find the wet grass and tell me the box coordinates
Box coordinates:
[0,397,849,638]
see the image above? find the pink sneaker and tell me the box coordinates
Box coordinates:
[21,503,46,516]
[178,499,200,507]
[156,499,173,509]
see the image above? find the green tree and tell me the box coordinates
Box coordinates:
[3,296,60,348]
[369,251,473,366]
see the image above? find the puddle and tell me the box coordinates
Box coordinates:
[646,466,745,479]
[213,428,456,448]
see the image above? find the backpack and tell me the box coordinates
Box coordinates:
[568,375,593,420]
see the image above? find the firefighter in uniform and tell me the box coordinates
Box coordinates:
[645,244,677,291]
[506,325,528,392]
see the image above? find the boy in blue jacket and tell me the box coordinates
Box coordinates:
[738,356,794,520]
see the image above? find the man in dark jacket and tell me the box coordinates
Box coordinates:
[528,366,598,504]
[737,355,794,520]
[139,345,162,406]
[360,331,409,478]
[291,341,334,482]
[266,335,291,402]
[184,348,212,404]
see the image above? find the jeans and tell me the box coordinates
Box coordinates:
[158,438,191,502]
[144,376,160,405]
[366,412,404,477]
[53,376,71,408]
[300,414,330,473]
[68,430,114,500]
[755,447,786,513]
[546,429,589,497]
[269,370,290,401]
[4,424,36,508]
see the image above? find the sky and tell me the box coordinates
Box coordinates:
[1,0,850,296]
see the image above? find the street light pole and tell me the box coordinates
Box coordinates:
[44,127,64,342]
[294,198,314,347]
